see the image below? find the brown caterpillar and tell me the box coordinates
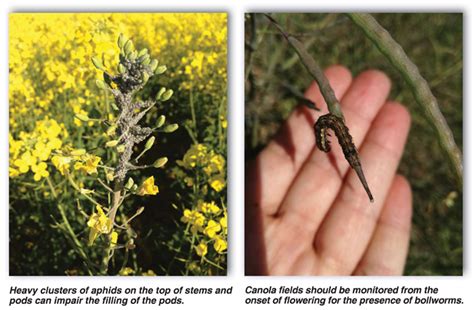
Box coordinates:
[314,113,374,203]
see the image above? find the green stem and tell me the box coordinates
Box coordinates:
[100,180,124,274]
[347,13,463,187]
[57,203,94,275]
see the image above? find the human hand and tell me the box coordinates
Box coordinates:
[245,65,412,275]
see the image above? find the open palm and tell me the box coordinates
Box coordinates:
[245,65,412,275]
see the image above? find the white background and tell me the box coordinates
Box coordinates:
[0,0,471,309]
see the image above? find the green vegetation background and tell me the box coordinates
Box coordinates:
[245,13,462,275]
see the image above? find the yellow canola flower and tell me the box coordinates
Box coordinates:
[203,220,221,238]
[46,137,62,150]
[31,162,49,181]
[74,153,101,175]
[110,231,118,246]
[137,176,159,196]
[208,174,226,192]
[181,209,206,234]
[87,205,112,246]
[213,236,227,254]
[195,242,208,257]
[9,167,20,177]
[178,144,208,169]
[14,151,36,174]
[119,267,134,276]
[51,155,72,175]
[198,200,220,214]
[142,270,157,276]
[203,153,225,175]
[32,141,51,162]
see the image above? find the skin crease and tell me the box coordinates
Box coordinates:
[245,65,412,275]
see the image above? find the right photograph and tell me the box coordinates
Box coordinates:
[245,13,462,276]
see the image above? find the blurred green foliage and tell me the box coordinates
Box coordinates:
[245,13,462,275]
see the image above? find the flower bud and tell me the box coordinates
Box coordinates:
[111,103,119,111]
[161,89,173,101]
[106,172,115,182]
[152,157,168,168]
[96,79,109,90]
[156,115,166,128]
[149,59,159,72]
[128,50,138,61]
[142,58,151,66]
[154,65,167,75]
[116,144,126,153]
[71,149,86,156]
[106,125,117,136]
[144,136,155,150]
[138,54,150,64]
[106,140,119,148]
[118,33,127,49]
[118,63,127,74]
[163,123,179,133]
[141,71,149,84]
[124,40,134,55]
[138,48,148,57]
[91,56,105,70]
[125,177,134,189]
[75,113,90,122]
[155,87,166,101]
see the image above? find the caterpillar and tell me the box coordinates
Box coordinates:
[314,113,374,203]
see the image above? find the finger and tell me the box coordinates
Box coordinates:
[277,70,391,233]
[314,102,411,275]
[354,175,412,275]
[246,65,352,216]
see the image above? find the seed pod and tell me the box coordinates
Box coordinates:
[161,89,173,101]
[125,177,134,189]
[144,136,155,150]
[118,33,127,49]
[149,59,159,72]
[91,56,105,70]
[154,65,167,75]
[152,157,168,168]
[75,113,90,122]
[106,140,119,148]
[156,115,166,128]
[163,123,179,133]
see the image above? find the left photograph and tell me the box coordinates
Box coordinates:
[9,13,228,276]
